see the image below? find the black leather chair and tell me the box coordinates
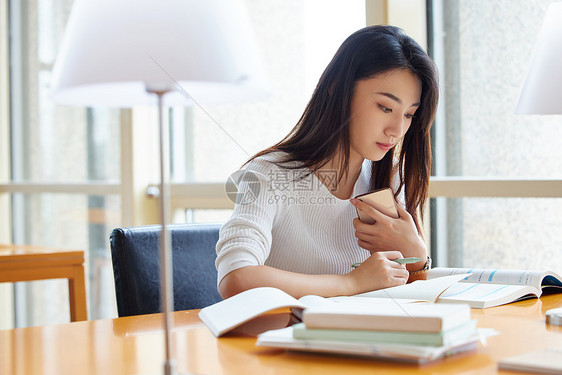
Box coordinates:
[110,223,223,317]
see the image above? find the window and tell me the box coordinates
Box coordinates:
[7,0,122,326]
[3,0,367,328]
[429,0,562,270]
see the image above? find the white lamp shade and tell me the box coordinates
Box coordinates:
[516,2,562,114]
[51,0,269,107]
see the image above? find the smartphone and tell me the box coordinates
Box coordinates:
[354,188,399,224]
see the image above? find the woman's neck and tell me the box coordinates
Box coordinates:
[315,155,364,200]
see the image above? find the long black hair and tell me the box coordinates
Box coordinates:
[249,25,439,232]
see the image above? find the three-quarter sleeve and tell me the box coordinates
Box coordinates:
[215,160,279,285]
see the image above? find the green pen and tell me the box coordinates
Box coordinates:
[351,257,421,269]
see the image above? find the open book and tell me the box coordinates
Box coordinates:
[429,268,562,308]
[198,273,468,337]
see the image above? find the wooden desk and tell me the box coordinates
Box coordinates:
[1,294,561,375]
[0,244,88,322]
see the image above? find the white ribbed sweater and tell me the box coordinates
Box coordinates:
[215,153,402,285]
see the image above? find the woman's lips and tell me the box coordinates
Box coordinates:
[377,142,395,152]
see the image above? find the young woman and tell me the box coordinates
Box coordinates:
[216,25,439,299]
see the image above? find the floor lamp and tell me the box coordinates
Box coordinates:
[50,1,267,374]
[515,1,562,115]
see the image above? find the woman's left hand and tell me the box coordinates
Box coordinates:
[350,198,426,262]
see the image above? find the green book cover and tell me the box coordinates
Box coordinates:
[292,320,477,347]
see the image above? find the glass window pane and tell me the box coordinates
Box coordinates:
[440,197,562,272]
[180,209,234,224]
[170,0,366,184]
[434,0,562,178]
[10,0,121,184]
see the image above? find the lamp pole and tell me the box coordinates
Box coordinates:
[146,87,176,375]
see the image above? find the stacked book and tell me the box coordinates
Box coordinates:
[256,302,483,364]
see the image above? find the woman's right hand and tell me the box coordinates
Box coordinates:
[346,251,409,295]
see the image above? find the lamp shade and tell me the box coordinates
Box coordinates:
[515,2,562,114]
[51,0,269,107]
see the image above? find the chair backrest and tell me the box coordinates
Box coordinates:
[110,223,223,317]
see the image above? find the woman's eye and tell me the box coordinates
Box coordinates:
[379,105,392,113]
[405,113,415,119]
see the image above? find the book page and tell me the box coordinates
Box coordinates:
[330,296,421,305]
[437,283,540,308]
[291,294,337,320]
[355,274,469,302]
[428,267,557,289]
[199,287,306,337]
[298,294,337,307]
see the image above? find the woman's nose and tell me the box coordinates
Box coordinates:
[385,115,405,139]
